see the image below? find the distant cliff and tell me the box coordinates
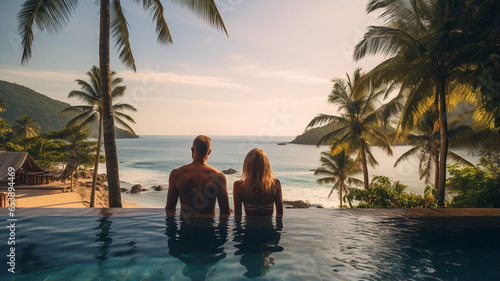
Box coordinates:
[290,123,340,145]
[0,80,138,138]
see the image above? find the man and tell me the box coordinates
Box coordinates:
[166,135,230,216]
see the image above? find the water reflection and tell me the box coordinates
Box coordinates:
[233,217,284,278]
[165,216,229,280]
[93,209,114,263]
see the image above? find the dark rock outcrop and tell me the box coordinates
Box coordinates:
[283,200,309,208]
[153,185,164,191]
[130,184,142,194]
[222,168,237,175]
[120,188,128,192]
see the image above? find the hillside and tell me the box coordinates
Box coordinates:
[290,122,340,145]
[0,80,138,138]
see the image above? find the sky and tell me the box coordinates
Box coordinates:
[0,0,385,136]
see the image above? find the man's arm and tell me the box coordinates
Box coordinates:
[216,173,230,216]
[274,179,284,217]
[166,169,179,216]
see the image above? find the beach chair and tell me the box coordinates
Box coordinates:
[50,159,79,191]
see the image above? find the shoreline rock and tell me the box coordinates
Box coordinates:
[131,184,142,194]
[283,200,309,208]
[222,168,237,175]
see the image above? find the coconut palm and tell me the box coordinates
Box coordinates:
[353,0,476,206]
[0,118,11,139]
[394,108,474,189]
[13,115,40,139]
[0,97,6,112]
[62,66,136,207]
[314,150,362,208]
[19,0,227,207]
[306,68,396,189]
[391,180,407,195]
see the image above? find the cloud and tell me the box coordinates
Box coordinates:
[234,65,330,85]
[0,65,81,83]
[0,64,253,91]
[119,67,253,91]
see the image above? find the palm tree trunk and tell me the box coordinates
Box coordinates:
[360,144,369,189]
[100,0,122,208]
[437,79,448,207]
[90,115,103,207]
[339,182,343,208]
[433,151,439,191]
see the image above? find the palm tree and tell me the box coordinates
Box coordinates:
[391,180,407,195]
[394,108,474,189]
[62,66,136,207]
[314,150,362,208]
[0,97,6,112]
[19,0,227,207]
[0,118,11,140]
[306,68,395,189]
[353,0,476,206]
[13,115,40,139]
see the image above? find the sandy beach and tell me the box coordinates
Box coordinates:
[1,179,142,208]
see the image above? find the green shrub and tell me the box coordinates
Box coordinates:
[346,176,436,208]
[448,157,500,208]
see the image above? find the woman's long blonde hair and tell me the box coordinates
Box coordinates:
[241,148,275,197]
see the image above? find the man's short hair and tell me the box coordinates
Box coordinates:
[193,135,211,156]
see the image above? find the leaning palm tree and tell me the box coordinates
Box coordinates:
[13,115,40,139]
[394,108,474,189]
[62,66,136,207]
[314,150,362,208]
[353,0,476,206]
[19,0,227,207]
[306,68,395,189]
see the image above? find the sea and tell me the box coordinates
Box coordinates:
[104,135,480,208]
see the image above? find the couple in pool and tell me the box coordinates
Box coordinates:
[165,135,284,217]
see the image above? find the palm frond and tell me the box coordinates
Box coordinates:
[447,151,474,166]
[114,111,136,124]
[114,116,136,135]
[306,114,346,130]
[60,105,94,116]
[135,0,173,44]
[113,103,137,112]
[111,0,136,71]
[170,0,228,36]
[68,90,99,105]
[18,0,80,64]
[394,145,422,167]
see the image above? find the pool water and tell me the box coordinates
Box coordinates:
[1,208,499,280]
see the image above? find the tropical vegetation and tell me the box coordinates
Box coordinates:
[348,0,500,206]
[314,150,362,208]
[13,115,40,139]
[62,66,136,207]
[394,108,474,189]
[18,0,228,207]
[447,156,500,208]
[307,68,396,189]
[346,176,436,208]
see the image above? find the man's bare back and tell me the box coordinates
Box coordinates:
[165,136,230,216]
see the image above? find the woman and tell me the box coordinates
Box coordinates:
[233,148,283,217]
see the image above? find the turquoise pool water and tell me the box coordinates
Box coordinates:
[1,208,499,280]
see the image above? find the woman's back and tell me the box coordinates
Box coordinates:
[233,148,283,217]
[233,179,282,216]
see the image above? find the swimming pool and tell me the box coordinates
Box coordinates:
[1,208,499,280]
